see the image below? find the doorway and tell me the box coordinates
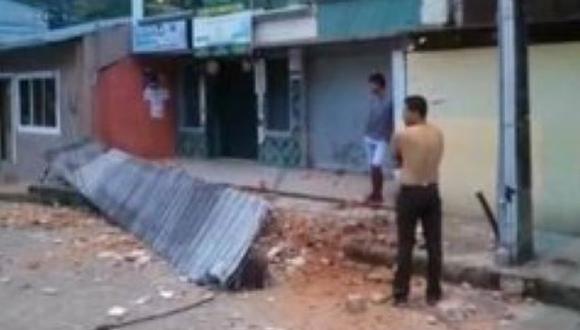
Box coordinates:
[206,60,258,159]
[0,79,11,161]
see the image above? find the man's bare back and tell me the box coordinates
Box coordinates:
[392,95,444,306]
[394,123,444,186]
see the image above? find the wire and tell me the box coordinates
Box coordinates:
[94,294,215,330]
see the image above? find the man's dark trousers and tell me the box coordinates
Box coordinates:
[393,184,442,301]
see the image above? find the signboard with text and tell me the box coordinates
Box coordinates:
[192,11,252,57]
[133,20,188,53]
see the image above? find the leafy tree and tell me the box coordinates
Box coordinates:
[16,0,130,27]
[73,0,130,21]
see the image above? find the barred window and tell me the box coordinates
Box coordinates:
[266,58,290,131]
[17,73,59,133]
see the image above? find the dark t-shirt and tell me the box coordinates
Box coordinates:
[365,94,394,141]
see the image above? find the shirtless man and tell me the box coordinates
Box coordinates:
[392,95,445,306]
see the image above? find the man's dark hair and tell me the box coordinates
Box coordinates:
[405,95,428,119]
[368,72,386,88]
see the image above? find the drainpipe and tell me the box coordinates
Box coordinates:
[497,0,534,265]
[132,0,145,25]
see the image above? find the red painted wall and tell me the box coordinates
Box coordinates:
[95,57,177,158]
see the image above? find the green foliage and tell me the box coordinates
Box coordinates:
[17,0,309,26]
[16,0,130,27]
[74,0,130,20]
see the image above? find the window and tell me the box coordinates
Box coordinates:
[181,66,201,129]
[17,73,59,133]
[266,58,290,131]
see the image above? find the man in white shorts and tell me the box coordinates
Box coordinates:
[364,72,394,204]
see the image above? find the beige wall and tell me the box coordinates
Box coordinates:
[407,42,580,234]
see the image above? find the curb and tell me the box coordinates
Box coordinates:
[0,185,91,209]
[0,192,42,204]
[413,252,580,311]
[344,241,580,311]
[28,185,92,209]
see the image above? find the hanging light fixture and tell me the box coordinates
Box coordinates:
[206,60,220,76]
[242,59,253,73]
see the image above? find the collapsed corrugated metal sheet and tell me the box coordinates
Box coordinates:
[42,139,106,185]
[57,148,270,288]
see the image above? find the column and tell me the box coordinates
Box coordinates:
[497,0,534,264]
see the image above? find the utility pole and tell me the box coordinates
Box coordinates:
[132,0,145,25]
[497,0,534,264]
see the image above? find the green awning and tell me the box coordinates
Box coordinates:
[317,0,421,40]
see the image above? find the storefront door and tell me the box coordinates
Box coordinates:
[207,60,258,159]
[0,79,12,161]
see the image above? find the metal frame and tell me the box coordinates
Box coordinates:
[177,65,205,133]
[0,73,16,163]
[497,0,534,264]
[262,55,293,138]
[391,49,407,131]
[14,70,62,136]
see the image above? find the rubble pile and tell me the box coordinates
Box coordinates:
[436,299,479,322]
[0,202,148,268]
[256,207,396,282]
[62,228,149,268]
[251,206,402,316]
[252,205,511,329]
[0,203,98,230]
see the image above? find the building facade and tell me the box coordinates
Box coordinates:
[0,20,130,182]
[2,0,579,236]
[127,0,445,170]
[125,0,580,235]
[404,0,580,234]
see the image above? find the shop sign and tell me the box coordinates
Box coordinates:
[192,11,252,57]
[133,20,188,53]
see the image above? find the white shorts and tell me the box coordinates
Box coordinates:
[364,136,390,167]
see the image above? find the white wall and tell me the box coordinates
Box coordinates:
[255,14,317,47]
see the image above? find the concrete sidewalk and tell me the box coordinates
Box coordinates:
[0,183,37,203]
[410,231,580,311]
[178,158,399,206]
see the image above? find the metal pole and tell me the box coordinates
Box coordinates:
[132,0,145,25]
[497,0,534,265]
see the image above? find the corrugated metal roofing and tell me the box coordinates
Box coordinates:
[42,139,106,185]
[0,0,47,41]
[0,17,129,51]
[52,147,270,289]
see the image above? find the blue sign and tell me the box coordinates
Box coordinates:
[133,20,188,53]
